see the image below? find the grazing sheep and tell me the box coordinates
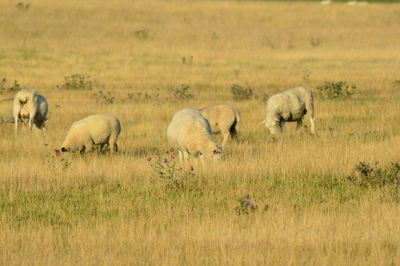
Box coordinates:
[261,87,315,134]
[13,89,48,134]
[198,103,240,147]
[58,114,121,154]
[167,108,223,162]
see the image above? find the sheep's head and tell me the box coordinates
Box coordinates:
[264,117,280,135]
[54,147,69,155]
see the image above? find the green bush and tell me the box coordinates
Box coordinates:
[168,84,194,101]
[317,81,356,99]
[59,74,95,90]
[349,161,400,188]
[0,78,24,94]
[231,84,254,101]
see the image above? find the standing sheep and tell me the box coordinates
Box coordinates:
[198,103,240,147]
[167,108,223,162]
[261,87,315,134]
[13,89,48,135]
[57,114,121,154]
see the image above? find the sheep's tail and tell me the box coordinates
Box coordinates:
[0,97,14,103]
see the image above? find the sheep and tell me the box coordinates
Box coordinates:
[167,108,223,162]
[57,114,121,154]
[198,103,240,147]
[13,89,48,134]
[261,86,315,134]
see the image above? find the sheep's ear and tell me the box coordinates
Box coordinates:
[61,147,68,152]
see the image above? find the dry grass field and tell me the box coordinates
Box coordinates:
[1,0,400,265]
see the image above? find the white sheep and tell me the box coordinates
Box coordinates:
[261,87,315,134]
[167,108,223,162]
[13,89,48,134]
[58,114,121,154]
[198,103,240,147]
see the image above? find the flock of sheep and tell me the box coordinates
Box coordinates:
[3,86,315,161]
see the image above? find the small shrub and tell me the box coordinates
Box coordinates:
[0,78,24,94]
[303,69,311,82]
[309,36,322,47]
[349,161,400,188]
[260,92,270,102]
[392,80,400,89]
[147,155,195,191]
[235,194,258,215]
[58,74,94,90]
[182,56,193,65]
[47,153,72,171]
[16,2,30,10]
[317,81,356,99]
[134,29,150,40]
[126,92,153,102]
[231,84,254,101]
[93,90,115,104]
[168,84,194,101]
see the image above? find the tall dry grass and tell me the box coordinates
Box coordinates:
[0,0,400,265]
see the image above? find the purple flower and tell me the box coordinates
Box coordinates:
[163,159,168,163]
[395,179,400,184]
[146,157,152,162]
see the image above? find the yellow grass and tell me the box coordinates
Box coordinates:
[0,0,400,265]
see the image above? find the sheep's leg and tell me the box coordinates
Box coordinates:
[112,143,118,153]
[310,117,316,135]
[183,150,189,160]
[28,119,33,131]
[221,130,230,147]
[178,150,184,164]
[99,143,105,152]
[85,141,94,152]
[14,115,19,135]
[296,119,303,130]
[79,146,86,154]
[108,134,119,153]
[278,120,285,133]
[229,124,238,140]
[28,113,35,131]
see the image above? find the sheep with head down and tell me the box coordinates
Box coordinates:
[56,114,121,154]
[167,108,223,163]
[13,89,48,135]
[198,103,240,147]
[261,86,315,135]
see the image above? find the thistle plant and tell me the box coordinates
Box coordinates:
[147,155,195,191]
[235,194,258,215]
